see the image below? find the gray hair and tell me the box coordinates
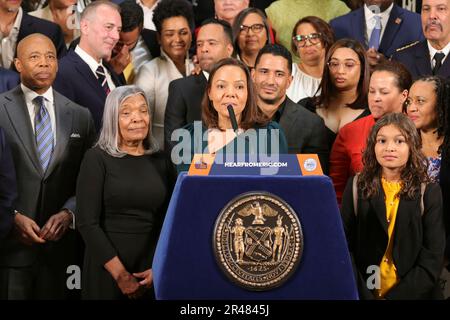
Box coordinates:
[96,85,158,157]
[81,0,120,22]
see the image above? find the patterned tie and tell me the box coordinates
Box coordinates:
[95,65,111,95]
[432,52,445,75]
[34,96,54,171]
[368,15,382,50]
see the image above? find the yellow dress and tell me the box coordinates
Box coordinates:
[377,178,401,298]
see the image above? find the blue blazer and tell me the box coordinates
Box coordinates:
[0,68,19,94]
[330,4,424,59]
[0,127,17,239]
[53,50,124,131]
[392,40,450,80]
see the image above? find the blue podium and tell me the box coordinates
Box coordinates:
[152,173,358,299]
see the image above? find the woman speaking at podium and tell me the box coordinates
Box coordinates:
[176,58,287,173]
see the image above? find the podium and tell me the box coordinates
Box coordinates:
[152,173,358,299]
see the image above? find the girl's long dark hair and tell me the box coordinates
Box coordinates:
[358,113,429,200]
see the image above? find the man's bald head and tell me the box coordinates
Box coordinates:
[15,34,58,94]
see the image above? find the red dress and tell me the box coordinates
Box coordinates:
[330,115,375,205]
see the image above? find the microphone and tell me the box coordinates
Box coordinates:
[227,104,239,134]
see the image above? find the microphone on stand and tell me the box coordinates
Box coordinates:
[227,104,239,135]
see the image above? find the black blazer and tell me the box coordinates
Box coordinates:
[0,127,17,239]
[392,40,450,80]
[18,12,66,59]
[53,50,124,131]
[279,98,329,173]
[164,73,207,151]
[341,176,445,299]
[0,86,96,267]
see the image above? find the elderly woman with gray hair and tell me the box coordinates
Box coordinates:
[76,85,174,299]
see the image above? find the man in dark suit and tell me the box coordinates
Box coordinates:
[392,0,450,79]
[252,44,329,173]
[0,34,95,299]
[0,0,65,70]
[54,1,123,132]
[330,0,424,68]
[0,127,17,239]
[164,18,234,152]
[0,67,20,93]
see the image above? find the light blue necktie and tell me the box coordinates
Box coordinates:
[368,15,382,50]
[34,96,54,171]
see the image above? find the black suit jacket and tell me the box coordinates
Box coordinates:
[18,12,66,59]
[0,68,20,94]
[330,4,424,59]
[53,50,124,131]
[164,73,207,151]
[341,177,445,299]
[0,127,17,239]
[392,40,450,80]
[278,98,329,174]
[0,86,96,267]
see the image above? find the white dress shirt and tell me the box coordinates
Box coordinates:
[0,7,23,69]
[74,45,116,91]
[137,0,160,31]
[135,49,194,149]
[427,40,450,68]
[21,84,56,145]
[364,3,394,46]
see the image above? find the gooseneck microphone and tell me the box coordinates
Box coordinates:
[227,105,239,135]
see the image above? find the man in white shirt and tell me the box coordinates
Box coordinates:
[0,0,66,69]
[53,0,123,131]
[393,0,450,79]
[331,0,424,68]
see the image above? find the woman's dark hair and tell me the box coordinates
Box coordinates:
[232,7,271,57]
[358,113,429,200]
[314,38,370,110]
[291,16,335,56]
[152,0,194,34]
[408,76,450,159]
[202,58,268,130]
[372,60,412,92]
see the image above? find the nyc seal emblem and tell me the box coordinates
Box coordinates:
[213,192,303,290]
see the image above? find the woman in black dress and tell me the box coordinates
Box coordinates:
[76,85,174,299]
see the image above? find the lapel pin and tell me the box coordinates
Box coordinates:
[395,18,402,24]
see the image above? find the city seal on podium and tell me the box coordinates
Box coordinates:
[213,191,303,291]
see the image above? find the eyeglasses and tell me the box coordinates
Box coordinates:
[240,23,265,34]
[292,33,321,47]
[327,60,360,72]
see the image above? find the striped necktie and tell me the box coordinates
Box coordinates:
[34,96,54,171]
[368,15,382,50]
[96,65,111,95]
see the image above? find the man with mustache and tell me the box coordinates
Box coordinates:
[252,44,329,173]
[393,0,450,79]
[53,0,123,132]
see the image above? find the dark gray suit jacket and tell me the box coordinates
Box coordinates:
[279,98,330,174]
[0,86,96,267]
